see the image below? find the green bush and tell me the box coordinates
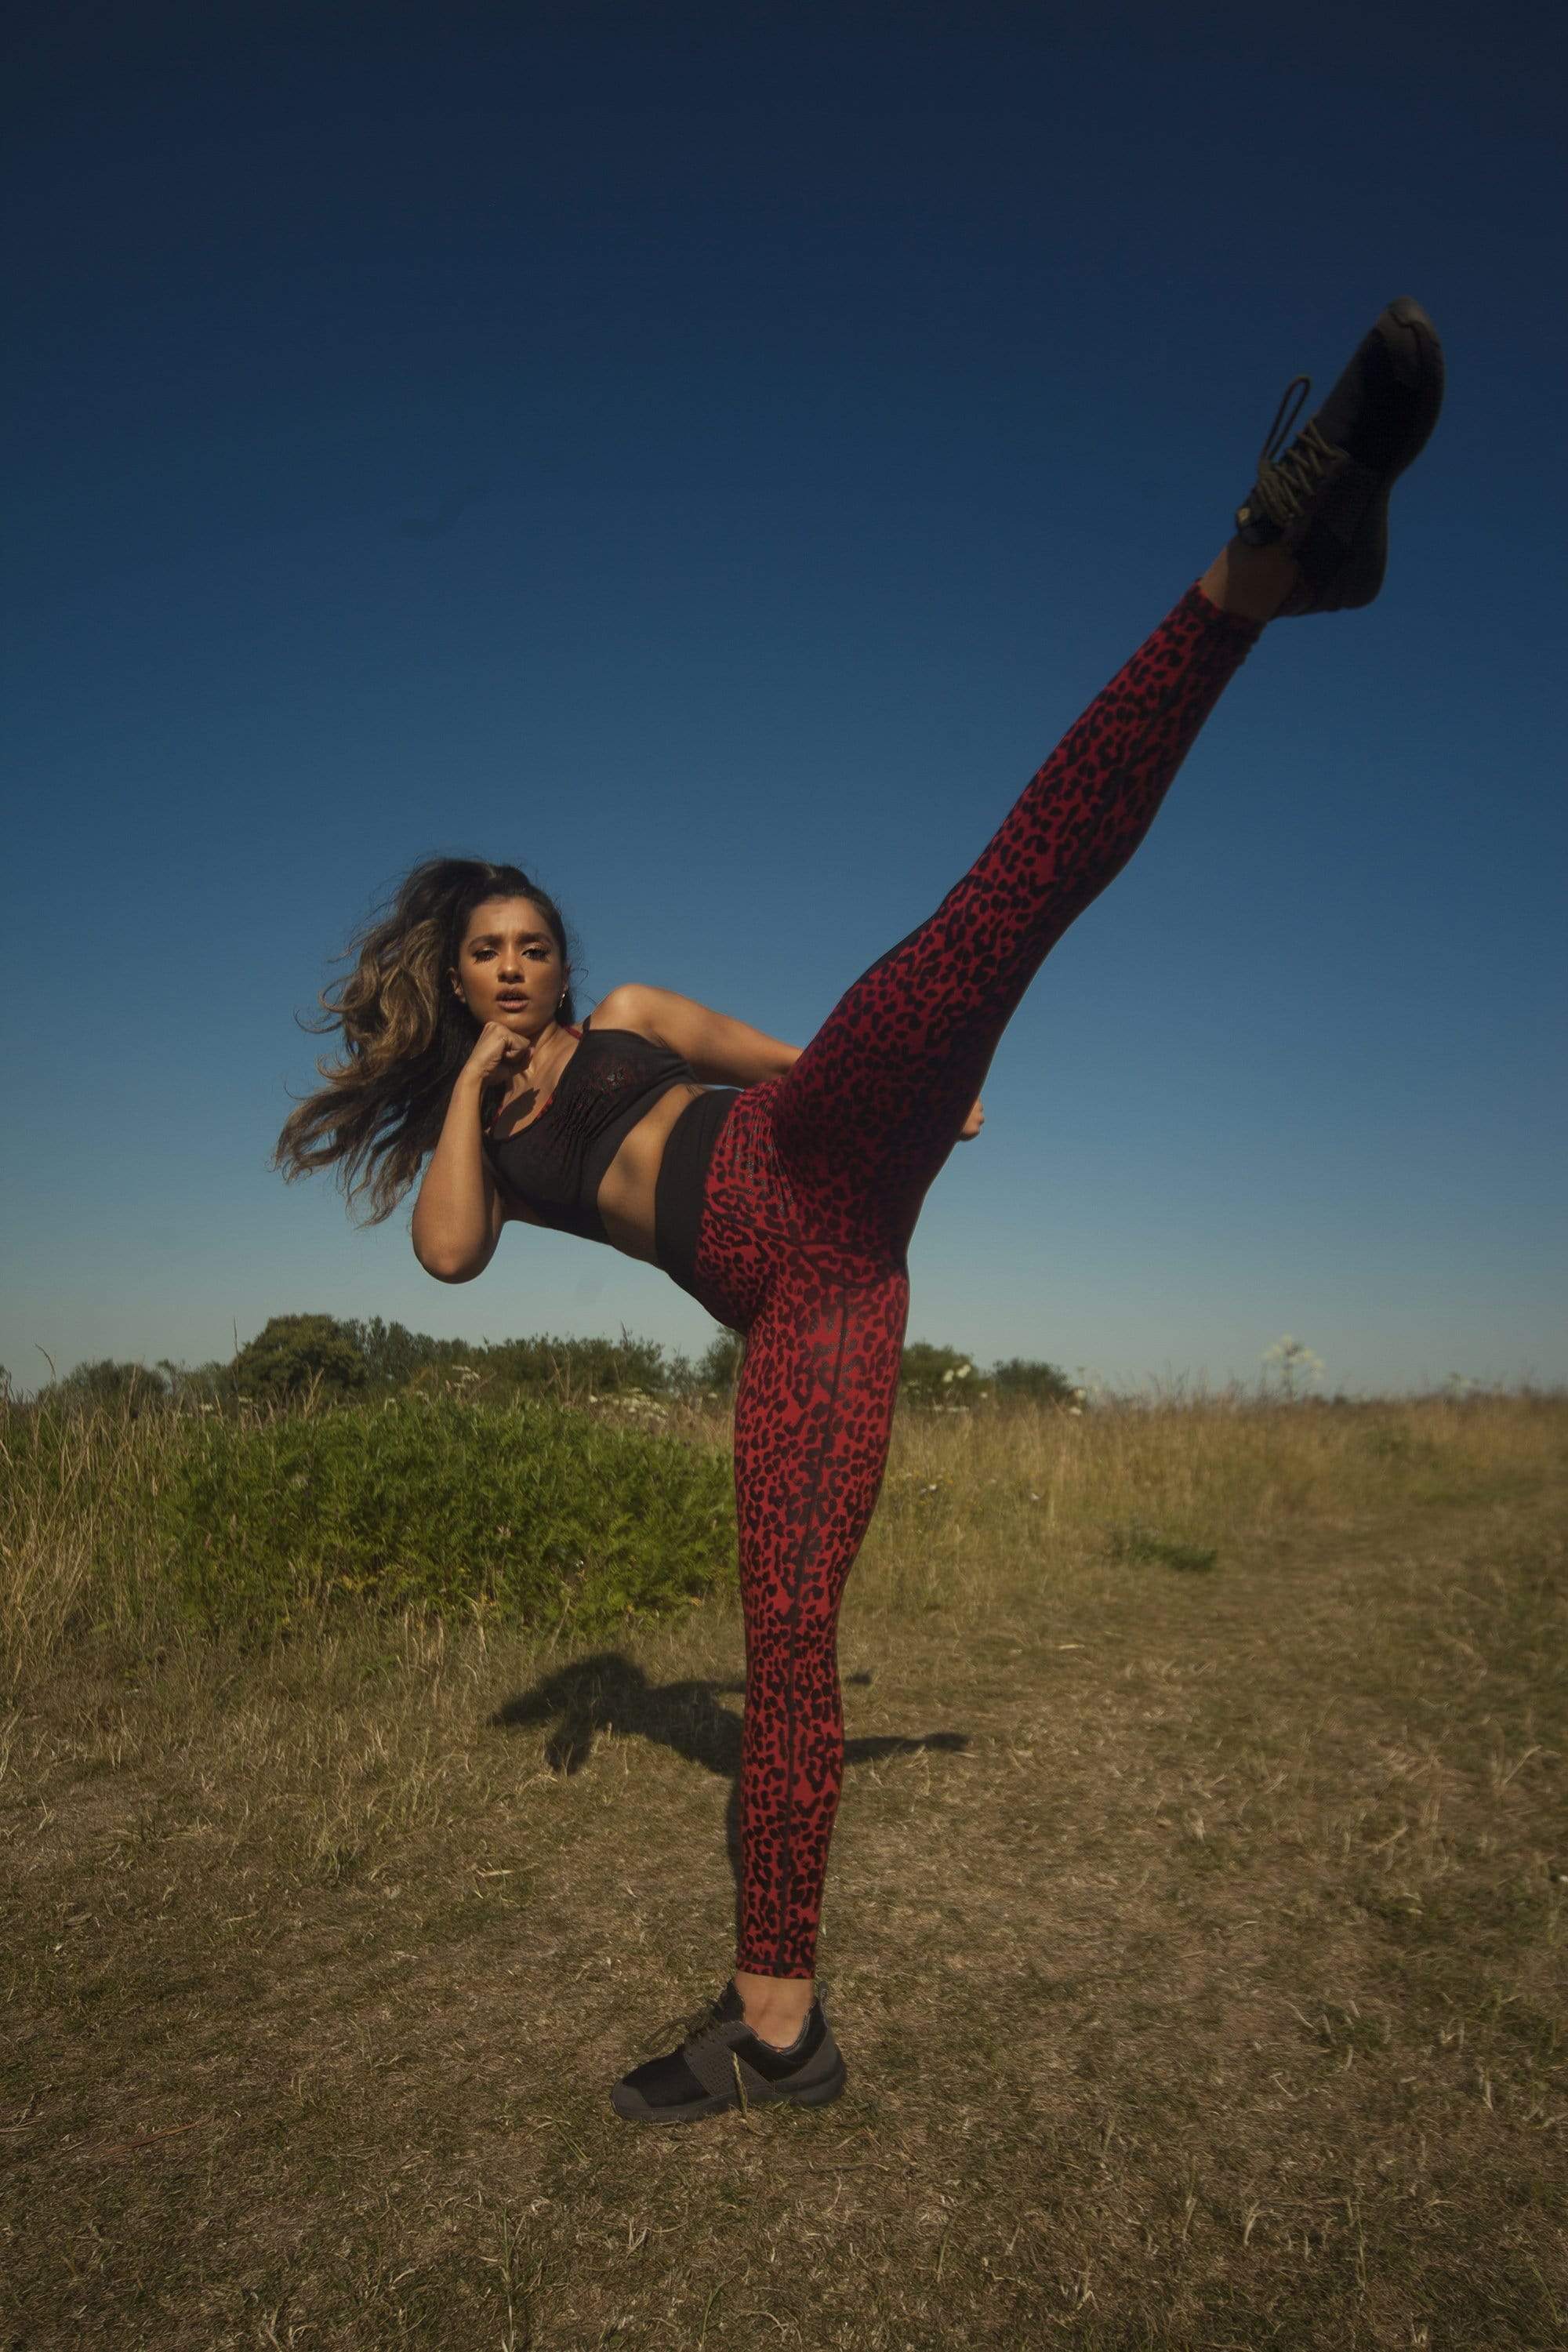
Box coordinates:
[141,1317,740,1415]
[154,1392,737,1641]
[234,1315,368,1403]
[458,1330,673,1399]
[895,1344,1076,1409]
[343,1316,697,1402]
[47,1358,172,1416]
[898,1341,982,1406]
[989,1357,1077,1408]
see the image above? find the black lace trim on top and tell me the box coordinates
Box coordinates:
[480,1016,699,1244]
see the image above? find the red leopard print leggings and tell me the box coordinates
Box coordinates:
[679,581,1265,1980]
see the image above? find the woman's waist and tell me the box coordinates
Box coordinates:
[583,1080,710,1258]
[652,1083,746,1282]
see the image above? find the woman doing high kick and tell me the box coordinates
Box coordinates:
[275,298,1445,2125]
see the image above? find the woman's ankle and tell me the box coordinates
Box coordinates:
[735,1967,815,2040]
[1198,536,1301,623]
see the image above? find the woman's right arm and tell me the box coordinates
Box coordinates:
[411,1027,525,1281]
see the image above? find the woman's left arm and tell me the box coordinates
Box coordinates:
[605,984,799,1086]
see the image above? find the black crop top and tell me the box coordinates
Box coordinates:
[481,1014,701,1246]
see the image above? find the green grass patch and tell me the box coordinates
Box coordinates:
[1107,1521,1220,1573]
[154,1392,738,1641]
[1,1391,738,1655]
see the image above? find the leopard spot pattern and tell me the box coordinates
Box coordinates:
[681,585,1262,1978]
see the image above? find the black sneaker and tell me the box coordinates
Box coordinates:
[609,1978,848,2125]
[1234,297,1445,615]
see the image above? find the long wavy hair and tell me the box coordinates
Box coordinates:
[272,857,581,1225]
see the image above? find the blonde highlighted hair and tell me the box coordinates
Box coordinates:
[272,857,579,1225]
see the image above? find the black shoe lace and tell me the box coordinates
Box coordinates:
[1249,373,1344,528]
[651,1991,728,2051]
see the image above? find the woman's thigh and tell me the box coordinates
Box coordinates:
[687,1076,916,1330]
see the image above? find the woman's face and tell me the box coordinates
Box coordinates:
[453,897,568,1036]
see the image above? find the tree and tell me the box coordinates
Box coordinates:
[696,1330,745,1395]
[232,1315,368,1403]
[52,1358,172,1414]
[343,1316,456,1390]
[989,1356,1076,1407]
[154,1356,229,1406]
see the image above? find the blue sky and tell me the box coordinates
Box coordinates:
[4,1,1565,1399]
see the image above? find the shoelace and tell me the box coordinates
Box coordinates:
[1245,373,1345,530]
[649,1991,731,2052]
[652,1988,807,2056]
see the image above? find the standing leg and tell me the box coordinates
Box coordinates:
[771,578,1269,1257]
[728,1250,910,2012]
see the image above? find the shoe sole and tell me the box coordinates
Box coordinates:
[1377,296,1446,476]
[1286,296,1446,612]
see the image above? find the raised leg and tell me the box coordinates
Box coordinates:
[769,579,1267,1258]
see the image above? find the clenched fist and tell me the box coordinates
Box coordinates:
[463,1021,535,1086]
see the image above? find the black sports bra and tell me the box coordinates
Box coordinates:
[480,1014,700,1245]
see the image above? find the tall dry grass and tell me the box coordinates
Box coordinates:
[855,1385,1556,1614]
[2,1381,1556,1690]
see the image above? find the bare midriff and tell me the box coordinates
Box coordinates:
[593,1080,708,1263]
[488,1029,707,1266]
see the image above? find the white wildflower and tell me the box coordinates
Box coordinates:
[1261,1335,1326,1400]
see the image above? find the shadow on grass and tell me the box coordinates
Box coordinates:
[488,1652,971,1953]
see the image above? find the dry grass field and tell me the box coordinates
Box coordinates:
[2,1389,1563,2350]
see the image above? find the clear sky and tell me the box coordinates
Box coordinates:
[4,1,1565,1400]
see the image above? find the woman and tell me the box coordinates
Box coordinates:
[275,299,1444,2126]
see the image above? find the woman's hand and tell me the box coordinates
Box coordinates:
[463,1021,534,1087]
[959,1096,985,1141]
[415,1025,528,1283]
